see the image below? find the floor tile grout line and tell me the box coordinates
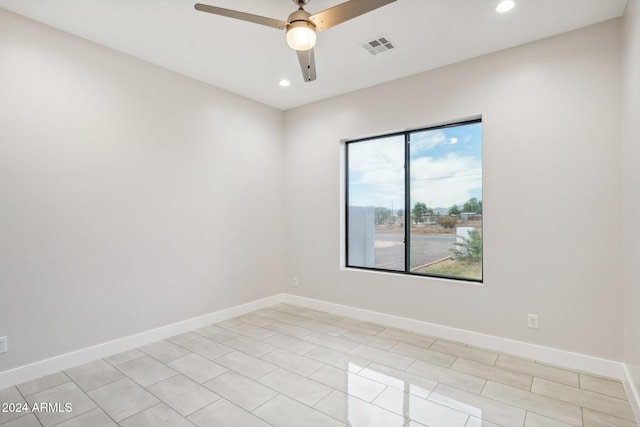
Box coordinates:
[253,363,347,401]
[369,383,389,404]
[114,401,165,426]
[242,392,280,426]
[143,378,219,420]
[403,358,490,394]
[103,351,146,368]
[61,375,121,427]
[578,371,582,389]
[578,370,627,383]
[576,378,631,401]
[478,377,488,395]
[491,353,499,367]
[256,349,327,379]
[481,380,619,426]
[327,386,411,425]
[484,357,582,389]
[201,365,284,403]
[76,371,125,394]
[368,379,473,425]
[15,371,73,399]
[530,373,633,404]
[580,406,640,425]
[428,379,544,423]
[19,375,97,427]
[482,386,582,424]
[203,343,393,414]
[181,411,201,427]
[252,345,279,361]
[12,385,45,427]
[204,395,279,427]
[253,385,378,427]
[533,359,614,383]
[526,409,587,427]
[448,357,535,391]
[112,357,180,389]
[258,311,353,336]
[136,342,193,366]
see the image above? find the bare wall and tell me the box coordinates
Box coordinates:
[623,0,640,398]
[0,9,285,371]
[284,20,623,360]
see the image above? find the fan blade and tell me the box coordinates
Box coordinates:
[296,48,317,82]
[309,0,396,31]
[194,4,287,30]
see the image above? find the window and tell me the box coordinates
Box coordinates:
[346,119,483,282]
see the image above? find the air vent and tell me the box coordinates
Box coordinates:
[360,37,395,55]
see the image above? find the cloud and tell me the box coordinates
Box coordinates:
[347,137,403,175]
[348,137,405,208]
[347,126,482,209]
[410,154,481,208]
[410,129,447,152]
[349,151,481,209]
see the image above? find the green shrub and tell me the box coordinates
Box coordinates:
[438,216,458,229]
[452,230,482,263]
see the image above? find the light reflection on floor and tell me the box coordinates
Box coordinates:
[346,363,479,426]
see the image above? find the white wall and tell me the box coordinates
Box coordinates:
[284,20,623,360]
[0,9,285,371]
[0,5,630,380]
[623,0,640,407]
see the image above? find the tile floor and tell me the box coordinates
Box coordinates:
[0,303,637,427]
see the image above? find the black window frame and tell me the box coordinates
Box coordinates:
[345,118,483,283]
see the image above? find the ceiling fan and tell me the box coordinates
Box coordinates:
[194,0,397,82]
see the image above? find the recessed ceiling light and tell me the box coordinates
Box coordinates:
[279,79,291,87]
[496,0,515,13]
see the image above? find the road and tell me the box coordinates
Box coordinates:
[374,233,456,271]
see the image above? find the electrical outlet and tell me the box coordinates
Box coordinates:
[292,277,299,288]
[0,336,7,354]
[528,314,539,329]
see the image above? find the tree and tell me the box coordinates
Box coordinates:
[448,204,461,215]
[462,197,482,213]
[396,209,404,226]
[374,207,392,225]
[412,202,428,223]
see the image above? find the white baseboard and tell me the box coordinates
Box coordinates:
[283,294,625,380]
[624,364,640,422]
[0,294,285,390]
[1,292,628,392]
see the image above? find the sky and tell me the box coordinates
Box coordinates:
[348,122,482,211]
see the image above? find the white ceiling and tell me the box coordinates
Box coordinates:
[0,0,628,110]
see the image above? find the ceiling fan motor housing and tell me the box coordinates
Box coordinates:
[287,8,315,29]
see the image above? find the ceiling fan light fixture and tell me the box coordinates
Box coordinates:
[286,21,317,51]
